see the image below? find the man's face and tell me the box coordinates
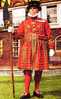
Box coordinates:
[29,7,39,16]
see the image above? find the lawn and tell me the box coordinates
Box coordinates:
[0,75,61,99]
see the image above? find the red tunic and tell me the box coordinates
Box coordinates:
[16,17,52,70]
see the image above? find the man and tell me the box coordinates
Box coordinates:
[14,1,54,99]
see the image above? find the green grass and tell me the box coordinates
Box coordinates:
[0,75,61,99]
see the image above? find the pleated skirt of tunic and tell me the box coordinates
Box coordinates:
[18,36,49,70]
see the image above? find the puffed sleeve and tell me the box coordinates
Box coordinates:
[15,21,24,38]
[44,20,51,39]
[44,20,55,49]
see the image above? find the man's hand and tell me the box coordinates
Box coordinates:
[8,26,14,33]
[49,49,55,56]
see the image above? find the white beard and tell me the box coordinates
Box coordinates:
[28,12,38,17]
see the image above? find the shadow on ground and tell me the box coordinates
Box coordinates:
[44,90,61,97]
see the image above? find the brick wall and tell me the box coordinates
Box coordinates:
[0,31,18,68]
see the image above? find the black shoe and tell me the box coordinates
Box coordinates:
[33,91,44,98]
[20,93,31,99]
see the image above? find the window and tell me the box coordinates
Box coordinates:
[0,40,3,57]
[0,9,4,27]
[12,7,25,26]
[47,5,57,23]
[55,35,61,52]
[12,39,20,57]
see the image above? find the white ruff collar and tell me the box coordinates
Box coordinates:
[28,13,38,17]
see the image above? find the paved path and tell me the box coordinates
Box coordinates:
[0,68,61,76]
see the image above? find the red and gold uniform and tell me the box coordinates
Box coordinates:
[16,17,52,70]
[14,1,54,98]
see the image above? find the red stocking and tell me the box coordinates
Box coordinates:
[24,70,32,94]
[34,71,42,92]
